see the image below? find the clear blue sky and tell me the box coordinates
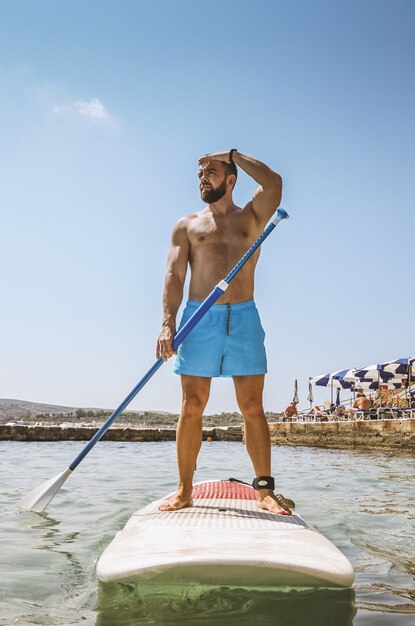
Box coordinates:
[1,0,414,414]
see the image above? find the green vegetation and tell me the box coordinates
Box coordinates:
[16,409,283,427]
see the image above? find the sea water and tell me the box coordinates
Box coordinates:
[1,440,414,625]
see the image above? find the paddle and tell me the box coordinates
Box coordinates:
[17,208,289,513]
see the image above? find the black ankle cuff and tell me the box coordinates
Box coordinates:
[252,476,275,490]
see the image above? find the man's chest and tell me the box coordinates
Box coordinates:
[187,214,256,248]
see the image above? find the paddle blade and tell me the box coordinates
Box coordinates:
[16,468,72,513]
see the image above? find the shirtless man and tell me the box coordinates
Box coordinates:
[345,391,373,418]
[284,401,298,420]
[353,392,372,411]
[156,149,293,515]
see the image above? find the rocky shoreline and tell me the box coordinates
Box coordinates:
[1,419,414,451]
[0,424,242,443]
[268,419,415,451]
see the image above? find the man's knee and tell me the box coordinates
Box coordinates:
[238,396,265,419]
[181,392,207,417]
[234,375,265,419]
[181,376,210,417]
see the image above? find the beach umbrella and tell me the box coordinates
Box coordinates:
[381,356,415,377]
[334,368,357,383]
[354,363,396,405]
[307,379,313,408]
[361,379,403,389]
[381,357,415,407]
[292,379,299,404]
[359,379,404,390]
[332,369,358,402]
[310,372,354,389]
[310,370,354,404]
[335,388,341,406]
[354,364,395,382]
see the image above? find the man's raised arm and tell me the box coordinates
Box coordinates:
[199,150,282,224]
[156,218,190,361]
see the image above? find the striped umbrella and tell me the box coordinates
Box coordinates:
[333,368,357,384]
[310,370,355,404]
[381,356,415,377]
[333,369,358,401]
[362,380,404,390]
[354,363,395,382]
[381,357,414,408]
[310,371,355,389]
[354,363,396,405]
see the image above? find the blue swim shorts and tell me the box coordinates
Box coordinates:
[173,300,267,378]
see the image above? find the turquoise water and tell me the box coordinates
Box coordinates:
[1,440,414,625]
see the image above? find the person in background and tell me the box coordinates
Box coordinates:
[284,401,298,420]
[353,391,372,411]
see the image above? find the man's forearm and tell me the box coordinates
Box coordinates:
[232,151,281,188]
[162,273,185,331]
[201,149,281,187]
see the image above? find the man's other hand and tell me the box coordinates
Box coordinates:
[156,326,176,361]
[198,151,231,166]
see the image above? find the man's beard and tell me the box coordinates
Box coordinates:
[201,178,227,203]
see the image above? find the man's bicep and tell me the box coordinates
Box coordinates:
[251,174,283,224]
[167,221,190,283]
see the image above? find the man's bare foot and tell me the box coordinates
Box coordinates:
[159,492,193,512]
[258,493,293,515]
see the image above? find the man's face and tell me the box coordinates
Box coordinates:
[198,161,228,203]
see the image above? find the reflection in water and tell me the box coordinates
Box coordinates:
[25,511,91,606]
[96,583,356,626]
[31,512,85,578]
[31,511,79,546]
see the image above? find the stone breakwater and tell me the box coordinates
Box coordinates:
[268,419,415,451]
[0,424,242,443]
[1,420,414,451]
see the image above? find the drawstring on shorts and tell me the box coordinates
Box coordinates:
[226,303,231,335]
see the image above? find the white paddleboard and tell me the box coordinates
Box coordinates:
[96,479,354,588]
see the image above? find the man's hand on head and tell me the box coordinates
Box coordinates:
[198,150,233,166]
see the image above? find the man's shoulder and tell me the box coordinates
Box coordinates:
[174,209,208,229]
[178,208,208,221]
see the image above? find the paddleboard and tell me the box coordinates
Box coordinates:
[96,479,354,588]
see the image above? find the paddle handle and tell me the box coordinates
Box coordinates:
[68,208,289,471]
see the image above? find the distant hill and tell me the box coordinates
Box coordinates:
[0,399,174,422]
[0,399,78,420]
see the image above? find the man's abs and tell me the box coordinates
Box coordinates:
[186,206,262,303]
[188,258,258,303]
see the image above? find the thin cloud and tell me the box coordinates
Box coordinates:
[53,98,117,127]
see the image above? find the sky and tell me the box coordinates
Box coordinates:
[1,0,414,415]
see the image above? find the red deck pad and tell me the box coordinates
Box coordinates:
[192,480,257,500]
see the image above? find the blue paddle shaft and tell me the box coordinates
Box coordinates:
[68,208,288,471]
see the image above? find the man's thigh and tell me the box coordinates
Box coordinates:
[180,375,212,405]
[232,374,265,406]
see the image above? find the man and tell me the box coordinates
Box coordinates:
[284,401,298,420]
[352,392,372,411]
[156,149,293,515]
[346,391,372,418]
